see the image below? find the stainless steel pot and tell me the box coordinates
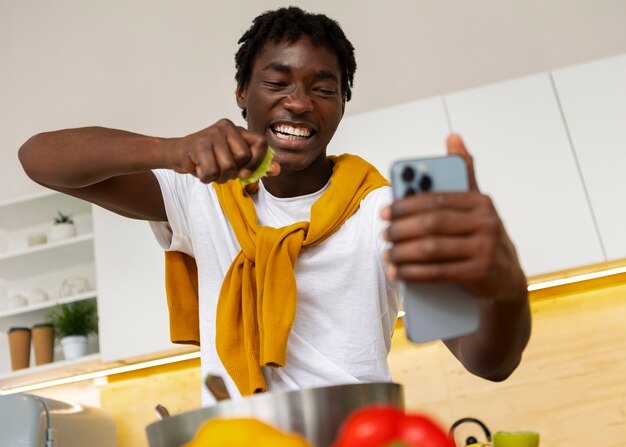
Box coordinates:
[146,382,404,447]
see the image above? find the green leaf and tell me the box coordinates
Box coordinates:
[54,211,74,224]
[46,300,99,339]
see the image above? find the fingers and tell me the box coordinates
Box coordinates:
[226,126,254,178]
[182,119,272,184]
[384,191,495,221]
[383,212,499,280]
[239,127,268,171]
[446,133,479,191]
[382,189,501,289]
[381,135,525,300]
[191,144,219,183]
[385,236,478,264]
[383,231,497,285]
[387,258,491,284]
[267,160,281,177]
[385,207,497,242]
[211,132,241,181]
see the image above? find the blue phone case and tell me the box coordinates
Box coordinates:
[390,155,480,343]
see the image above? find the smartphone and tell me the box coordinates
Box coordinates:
[390,155,480,343]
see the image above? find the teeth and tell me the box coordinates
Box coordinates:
[273,124,311,139]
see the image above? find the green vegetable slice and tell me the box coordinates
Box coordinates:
[239,146,275,186]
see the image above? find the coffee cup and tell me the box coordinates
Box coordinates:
[8,327,31,370]
[32,323,55,365]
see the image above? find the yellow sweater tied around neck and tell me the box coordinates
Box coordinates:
[164,154,389,396]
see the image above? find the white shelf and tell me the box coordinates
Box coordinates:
[0,346,199,394]
[0,353,101,382]
[0,233,95,280]
[0,353,103,391]
[0,190,92,232]
[0,291,97,332]
[0,191,104,381]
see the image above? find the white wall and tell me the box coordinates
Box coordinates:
[2,0,626,203]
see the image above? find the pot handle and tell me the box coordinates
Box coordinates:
[449,417,492,445]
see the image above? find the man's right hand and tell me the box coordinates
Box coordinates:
[19,120,279,222]
[166,119,279,184]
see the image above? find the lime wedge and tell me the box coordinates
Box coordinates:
[493,431,539,447]
[240,146,275,186]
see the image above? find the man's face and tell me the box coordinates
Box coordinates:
[237,36,345,172]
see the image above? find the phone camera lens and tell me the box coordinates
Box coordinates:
[404,187,416,197]
[401,166,415,182]
[419,174,432,192]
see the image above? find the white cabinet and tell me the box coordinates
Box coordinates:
[332,76,607,277]
[92,207,174,362]
[329,96,451,176]
[0,191,98,375]
[552,53,626,261]
[443,74,605,276]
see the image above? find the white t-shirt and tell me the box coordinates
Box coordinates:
[150,169,399,405]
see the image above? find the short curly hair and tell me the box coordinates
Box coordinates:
[235,6,356,119]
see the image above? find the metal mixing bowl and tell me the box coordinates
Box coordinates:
[146,382,404,447]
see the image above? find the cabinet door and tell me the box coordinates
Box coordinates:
[444,73,605,276]
[92,206,174,361]
[328,96,451,177]
[552,54,626,261]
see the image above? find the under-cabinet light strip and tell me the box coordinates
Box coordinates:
[2,265,625,395]
[0,351,201,395]
[527,265,626,292]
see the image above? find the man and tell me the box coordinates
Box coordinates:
[19,7,530,402]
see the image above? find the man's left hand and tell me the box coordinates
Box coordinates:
[381,134,527,303]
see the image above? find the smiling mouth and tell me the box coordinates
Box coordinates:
[271,123,316,141]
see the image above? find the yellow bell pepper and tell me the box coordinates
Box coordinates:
[183,417,311,447]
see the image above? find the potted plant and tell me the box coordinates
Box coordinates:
[48,211,77,242]
[46,300,99,360]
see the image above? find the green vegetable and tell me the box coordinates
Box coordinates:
[493,431,539,447]
[240,147,275,186]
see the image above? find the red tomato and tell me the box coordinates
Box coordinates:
[333,406,404,447]
[332,406,454,447]
[396,414,455,447]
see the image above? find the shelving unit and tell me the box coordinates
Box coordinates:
[0,291,97,332]
[0,233,95,280]
[0,190,99,379]
[0,190,91,230]
[1,189,176,385]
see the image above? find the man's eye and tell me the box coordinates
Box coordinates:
[265,81,288,88]
[314,87,337,96]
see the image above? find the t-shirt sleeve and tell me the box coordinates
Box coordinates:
[149,169,195,256]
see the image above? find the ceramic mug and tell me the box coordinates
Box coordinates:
[59,277,91,297]
[8,293,29,309]
[27,233,48,247]
[29,288,50,305]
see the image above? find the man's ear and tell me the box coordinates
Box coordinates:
[236,86,247,110]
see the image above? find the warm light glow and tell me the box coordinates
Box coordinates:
[2,264,624,395]
[0,351,200,395]
[527,265,626,291]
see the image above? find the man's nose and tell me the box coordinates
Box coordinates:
[282,86,313,114]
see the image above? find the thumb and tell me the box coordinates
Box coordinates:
[446,133,479,191]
